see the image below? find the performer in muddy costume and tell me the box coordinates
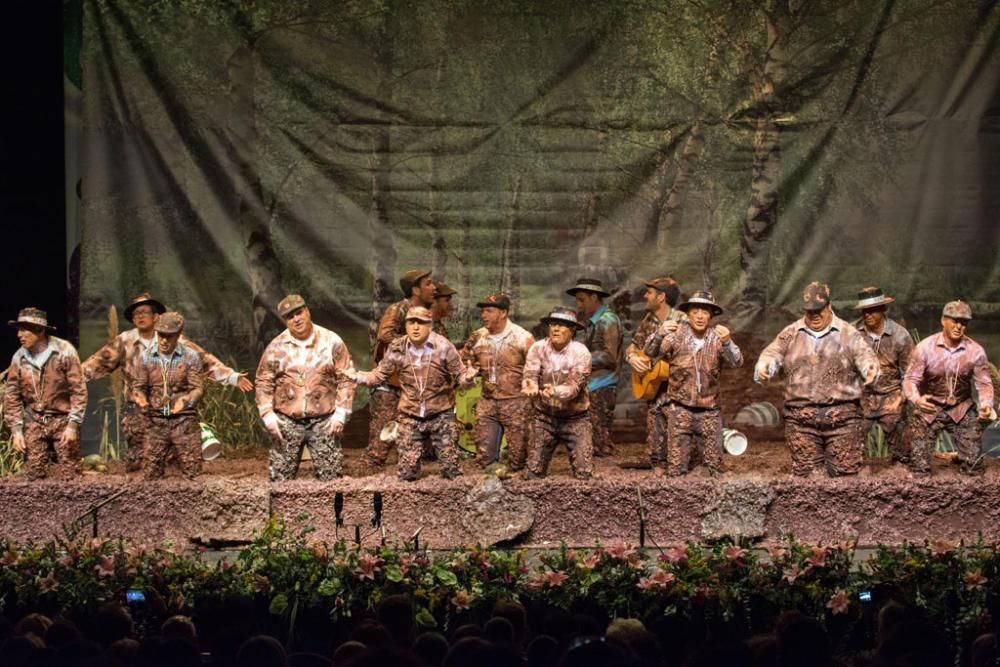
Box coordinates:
[256,295,356,481]
[522,306,594,480]
[755,282,879,477]
[4,308,87,480]
[904,300,996,476]
[460,293,535,472]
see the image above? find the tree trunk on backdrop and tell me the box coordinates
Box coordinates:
[430,56,448,282]
[226,42,285,352]
[500,174,522,316]
[656,121,704,252]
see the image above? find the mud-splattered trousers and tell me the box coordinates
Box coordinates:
[143,415,201,480]
[666,404,723,476]
[527,410,594,480]
[907,408,984,475]
[784,402,864,476]
[396,410,461,481]
[861,391,908,463]
[475,396,531,471]
[270,413,344,481]
[365,387,400,467]
[23,414,81,480]
[588,387,616,457]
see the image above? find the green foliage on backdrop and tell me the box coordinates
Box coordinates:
[77,0,1000,369]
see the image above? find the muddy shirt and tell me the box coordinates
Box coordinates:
[132,342,205,416]
[461,321,535,400]
[657,323,743,409]
[625,309,684,366]
[82,328,241,397]
[523,339,591,417]
[256,325,356,421]
[582,305,622,391]
[855,318,914,396]
[373,298,411,363]
[357,331,465,417]
[755,314,879,406]
[4,336,88,435]
[903,333,994,424]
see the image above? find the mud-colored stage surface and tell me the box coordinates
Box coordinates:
[2,436,998,549]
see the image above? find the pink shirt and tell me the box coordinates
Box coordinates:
[903,333,994,424]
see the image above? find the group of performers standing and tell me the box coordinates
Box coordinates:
[3,272,996,482]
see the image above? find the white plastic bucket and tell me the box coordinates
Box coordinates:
[723,428,748,456]
[380,420,400,443]
[200,423,222,461]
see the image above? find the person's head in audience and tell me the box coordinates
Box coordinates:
[444,636,491,667]
[876,620,950,667]
[161,614,198,644]
[526,635,559,667]
[483,617,515,647]
[237,635,288,667]
[412,631,449,666]
[376,595,414,646]
[93,604,134,647]
[14,612,52,640]
[350,619,393,649]
[556,636,628,667]
[491,601,526,647]
[450,624,482,642]
[775,612,831,667]
[332,640,367,666]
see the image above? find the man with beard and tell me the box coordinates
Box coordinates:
[626,275,684,474]
[365,269,436,470]
[522,306,594,480]
[132,312,205,480]
[567,278,622,458]
[4,307,87,480]
[256,295,356,481]
[460,293,535,472]
[348,306,474,481]
[755,282,879,477]
[82,292,253,471]
[648,291,742,476]
[852,287,913,465]
[903,300,995,476]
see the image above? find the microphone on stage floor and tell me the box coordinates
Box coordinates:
[334,492,344,527]
[637,486,646,549]
[371,492,383,529]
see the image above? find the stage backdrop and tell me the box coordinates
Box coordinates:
[76,0,1000,379]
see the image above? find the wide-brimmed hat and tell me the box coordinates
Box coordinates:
[399,269,432,297]
[123,292,166,322]
[679,290,723,316]
[154,311,185,335]
[801,282,831,312]
[853,286,894,310]
[433,282,457,298]
[566,277,610,298]
[277,294,307,318]
[942,300,972,321]
[540,306,585,330]
[476,293,511,310]
[404,306,434,323]
[8,307,55,332]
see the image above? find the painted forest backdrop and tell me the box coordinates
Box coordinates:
[73,0,1000,388]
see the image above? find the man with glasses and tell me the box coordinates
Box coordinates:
[903,300,996,476]
[755,282,880,477]
[82,292,253,471]
[255,294,356,481]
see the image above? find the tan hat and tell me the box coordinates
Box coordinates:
[679,290,723,316]
[476,293,512,310]
[433,282,457,298]
[942,300,972,320]
[853,286,894,310]
[277,294,306,318]
[801,282,831,312]
[399,269,432,297]
[154,311,185,335]
[540,306,585,330]
[404,306,434,323]
[566,277,611,298]
[8,307,55,332]
[123,292,166,322]
[643,276,681,306]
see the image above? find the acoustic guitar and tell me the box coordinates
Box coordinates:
[631,351,670,400]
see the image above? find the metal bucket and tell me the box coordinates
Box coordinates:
[983,420,1000,459]
[732,401,781,427]
[200,423,222,461]
[723,428,748,456]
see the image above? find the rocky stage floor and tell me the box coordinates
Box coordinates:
[3,433,999,550]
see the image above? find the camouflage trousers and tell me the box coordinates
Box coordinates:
[862,390,908,463]
[23,414,81,480]
[646,392,670,468]
[271,413,343,482]
[475,396,531,471]
[527,411,594,480]
[666,404,723,476]
[143,415,202,480]
[589,386,616,456]
[121,407,148,472]
[364,386,399,468]
[396,411,461,481]
[784,402,864,477]
[907,408,984,475]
